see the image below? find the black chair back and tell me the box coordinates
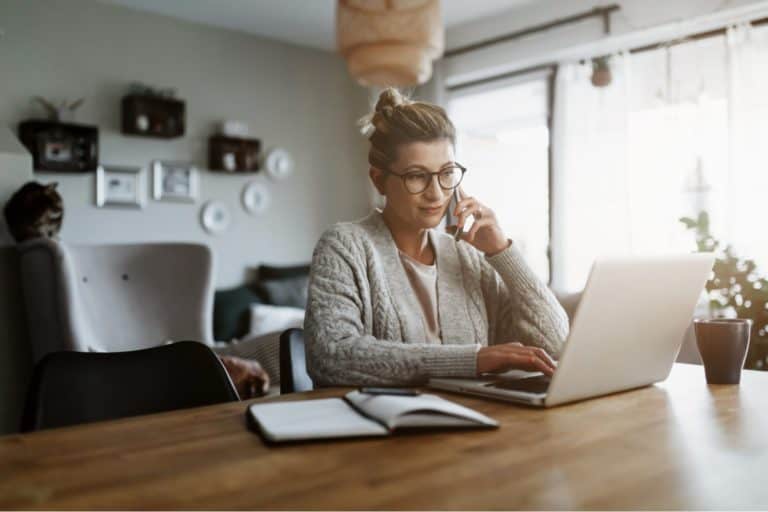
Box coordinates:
[279,328,314,393]
[21,341,239,432]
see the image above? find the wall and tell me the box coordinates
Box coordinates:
[0,0,371,289]
[444,0,768,86]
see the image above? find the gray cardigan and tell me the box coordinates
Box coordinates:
[305,210,569,386]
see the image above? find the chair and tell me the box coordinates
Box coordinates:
[21,341,239,432]
[18,238,215,362]
[279,328,313,393]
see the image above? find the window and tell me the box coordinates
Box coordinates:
[445,24,768,293]
[448,75,552,282]
[554,27,768,292]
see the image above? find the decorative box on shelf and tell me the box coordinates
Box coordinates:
[121,94,185,138]
[18,120,99,172]
[208,135,261,173]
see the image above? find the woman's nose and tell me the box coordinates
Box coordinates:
[423,175,445,200]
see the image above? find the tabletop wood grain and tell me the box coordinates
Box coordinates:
[1,363,767,510]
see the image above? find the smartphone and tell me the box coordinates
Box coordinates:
[446,188,462,241]
[359,387,421,396]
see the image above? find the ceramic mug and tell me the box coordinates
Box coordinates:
[693,318,752,384]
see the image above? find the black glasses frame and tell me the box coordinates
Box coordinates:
[382,163,467,194]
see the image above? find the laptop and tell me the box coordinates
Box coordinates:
[429,254,715,407]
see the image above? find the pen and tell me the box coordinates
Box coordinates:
[359,387,421,396]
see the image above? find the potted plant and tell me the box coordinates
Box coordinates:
[680,211,768,370]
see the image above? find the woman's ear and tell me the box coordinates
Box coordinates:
[369,167,386,196]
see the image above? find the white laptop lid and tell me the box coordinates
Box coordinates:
[544,253,714,406]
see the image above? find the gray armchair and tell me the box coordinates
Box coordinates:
[18,238,215,362]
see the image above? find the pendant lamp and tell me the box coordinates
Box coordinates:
[337,0,444,87]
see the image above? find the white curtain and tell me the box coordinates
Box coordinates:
[551,53,632,292]
[552,24,768,293]
[727,23,768,266]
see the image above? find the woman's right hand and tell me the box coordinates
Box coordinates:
[477,342,557,377]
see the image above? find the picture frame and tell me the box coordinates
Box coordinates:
[152,160,198,202]
[96,165,144,208]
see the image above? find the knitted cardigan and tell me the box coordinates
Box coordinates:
[304,210,569,386]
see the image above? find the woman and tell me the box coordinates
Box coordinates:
[305,88,568,386]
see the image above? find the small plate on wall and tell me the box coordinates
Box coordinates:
[263,148,294,181]
[242,181,271,215]
[200,200,231,234]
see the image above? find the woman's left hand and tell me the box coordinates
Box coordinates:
[451,187,510,256]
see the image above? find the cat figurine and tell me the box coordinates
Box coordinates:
[3,182,64,243]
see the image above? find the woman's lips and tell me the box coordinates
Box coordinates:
[420,205,444,215]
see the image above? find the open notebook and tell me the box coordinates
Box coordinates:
[247,391,498,443]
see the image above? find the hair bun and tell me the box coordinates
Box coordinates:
[357,88,404,137]
[357,88,412,137]
[374,88,409,115]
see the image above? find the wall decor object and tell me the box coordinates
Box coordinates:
[200,200,231,234]
[336,0,443,87]
[220,120,249,138]
[591,56,612,88]
[121,83,185,138]
[242,181,271,215]
[96,165,144,209]
[32,96,85,123]
[263,147,294,181]
[18,120,98,172]
[208,135,261,173]
[152,160,198,202]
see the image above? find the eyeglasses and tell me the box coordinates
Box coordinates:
[382,163,466,194]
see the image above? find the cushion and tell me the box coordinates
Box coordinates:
[213,285,263,342]
[255,274,309,309]
[257,263,310,281]
[248,303,305,338]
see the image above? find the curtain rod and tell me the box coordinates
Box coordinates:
[447,15,768,93]
[629,15,768,54]
[445,5,620,59]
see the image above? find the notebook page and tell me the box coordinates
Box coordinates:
[344,391,498,429]
[393,413,484,428]
[248,398,388,442]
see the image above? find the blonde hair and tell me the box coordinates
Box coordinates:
[358,88,456,170]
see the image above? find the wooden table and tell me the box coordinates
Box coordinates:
[1,363,767,510]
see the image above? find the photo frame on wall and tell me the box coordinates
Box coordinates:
[96,165,145,208]
[152,160,198,202]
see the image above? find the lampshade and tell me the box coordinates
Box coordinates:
[337,0,444,87]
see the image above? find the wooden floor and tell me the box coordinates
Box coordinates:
[1,363,767,509]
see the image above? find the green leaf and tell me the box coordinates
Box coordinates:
[698,211,710,230]
[679,217,697,229]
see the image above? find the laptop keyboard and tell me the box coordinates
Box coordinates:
[486,375,551,394]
